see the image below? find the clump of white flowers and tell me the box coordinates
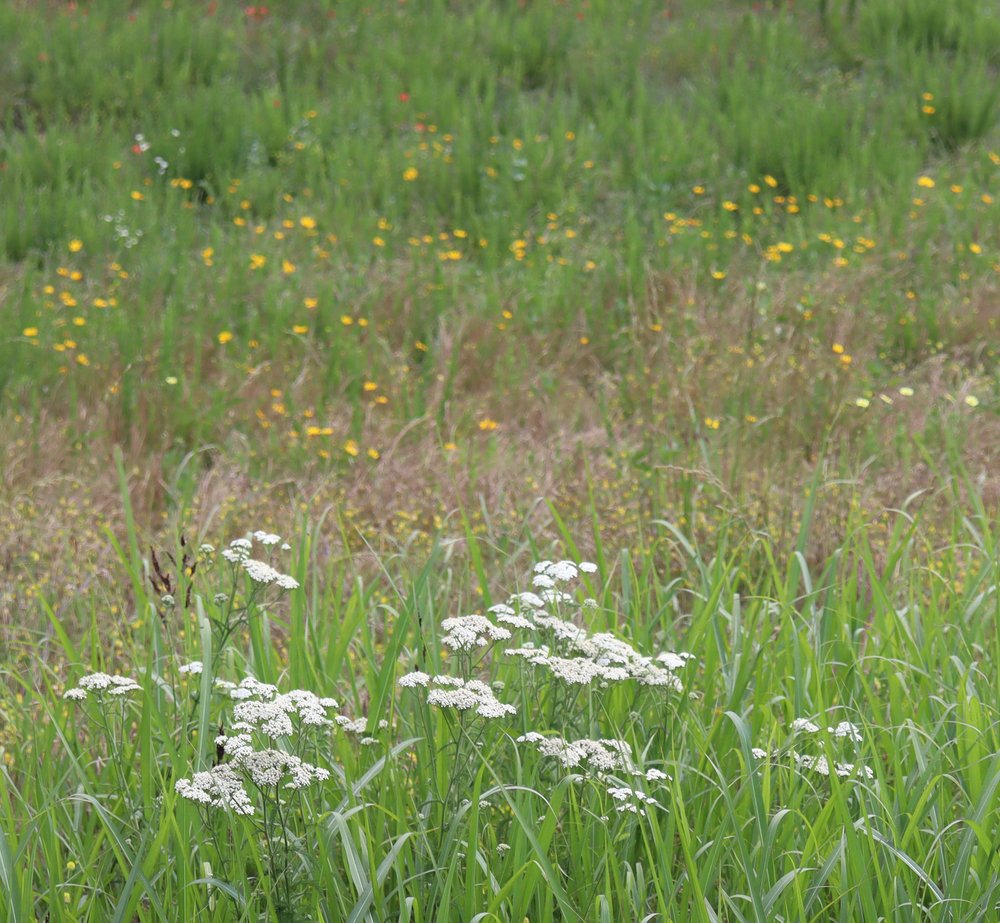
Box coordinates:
[176,675,337,816]
[219,532,299,590]
[792,753,875,780]
[516,732,636,773]
[64,672,142,701]
[440,614,512,651]
[426,677,517,719]
[175,765,256,816]
[752,717,874,783]
[606,785,662,816]
[398,671,516,717]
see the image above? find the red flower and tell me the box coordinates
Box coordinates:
[399,92,410,102]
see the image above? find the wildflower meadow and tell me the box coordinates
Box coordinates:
[3,0,1000,919]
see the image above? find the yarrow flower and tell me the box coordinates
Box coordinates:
[178,661,203,675]
[406,675,516,719]
[64,673,142,700]
[516,732,636,774]
[227,679,337,735]
[488,603,535,630]
[440,615,512,651]
[793,752,874,780]
[606,785,661,815]
[828,721,863,742]
[176,765,255,815]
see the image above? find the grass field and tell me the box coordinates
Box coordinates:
[3,0,1000,919]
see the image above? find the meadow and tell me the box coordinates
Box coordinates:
[2,0,1000,919]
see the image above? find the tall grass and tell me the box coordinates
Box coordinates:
[3,503,1000,920]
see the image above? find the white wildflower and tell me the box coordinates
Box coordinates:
[73,673,142,697]
[532,573,555,589]
[655,651,694,670]
[175,765,255,815]
[751,748,769,760]
[645,768,669,782]
[64,687,87,701]
[241,558,280,585]
[440,615,511,651]
[791,718,821,734]
[606,785,660,815]
[230,677,278,701]
[236,748,329,790]
[427,687,481,711]
[233,701,294,738]
[178,661,203,675]
[230,685,336,734]
[579,561,598,574]
[539,588,573,605]
[425,676,516,719]
[491,607,535,629]
[545,560,578,582]
[253,531,282,546]
[517,733,635,773]
[335,716,368,734]
[829,721,863,742]
[792,752,874,780]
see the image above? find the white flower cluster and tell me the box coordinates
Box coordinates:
[403,675,516,719]
[175,765,255,815]
[212,735,330,790]
[606,785,661,816]
[752,718,872,781]
[228,679,338,736]
[793,752,875,780]
[177,676,337,814]
[487,604,535,630]
[516,732,636,773]
[506,634,688,691]
[219,534,299,589]
[64,672,142,701]
[440,615,512,651]
[791,718,863,743]
[445,559,694,692]
[515,733,669,793]
[178,661,203,675]
[534,559,598,582]
[221,538,253,563]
